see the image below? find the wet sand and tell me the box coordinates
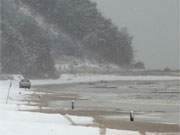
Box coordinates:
[25,108,180,133]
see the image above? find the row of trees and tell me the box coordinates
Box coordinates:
[1,0,58,78]
[1,0,137,78]
[20,0,134,66]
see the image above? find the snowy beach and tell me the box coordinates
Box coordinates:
[0,74,180,135]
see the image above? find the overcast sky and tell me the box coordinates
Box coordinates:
[91,0,179,69]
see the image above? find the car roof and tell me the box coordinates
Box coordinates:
[22,79,30,81]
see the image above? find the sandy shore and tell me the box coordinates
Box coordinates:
[25,108,180,133]
[21,79,180,134]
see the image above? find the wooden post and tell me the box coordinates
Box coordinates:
[6,81,12,104]
[71,100,75,110]
[130,110,134,121]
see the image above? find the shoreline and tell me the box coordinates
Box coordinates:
[22,108,180,133]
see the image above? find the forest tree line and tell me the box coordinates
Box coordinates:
[1,0,135,78]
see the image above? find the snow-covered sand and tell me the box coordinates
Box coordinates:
[0,74,179,135]
[0,75,141,135]
[0,79,98,135]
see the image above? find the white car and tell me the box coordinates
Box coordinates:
[19,79,31,89]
